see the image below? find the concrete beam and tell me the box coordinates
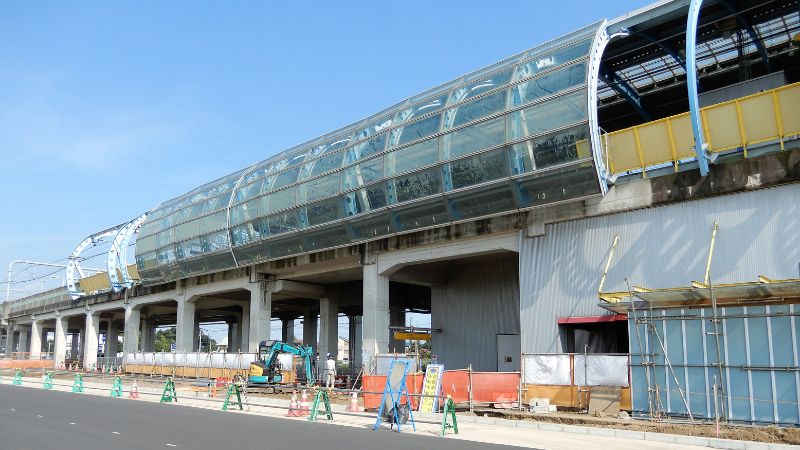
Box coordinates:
[270,280,326,299]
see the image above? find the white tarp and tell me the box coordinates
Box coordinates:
[573,355,629,386]
[523,354,571,385]
[123,352,256,369]
[277,353,293,371]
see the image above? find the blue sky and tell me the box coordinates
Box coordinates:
[0,1,649,339]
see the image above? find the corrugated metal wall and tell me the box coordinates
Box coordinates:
[520,183,800,353]
[431,256,520,371]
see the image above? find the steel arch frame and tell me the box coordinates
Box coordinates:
[107,213,148,292]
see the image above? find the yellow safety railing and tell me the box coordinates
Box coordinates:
[600,82,800,175]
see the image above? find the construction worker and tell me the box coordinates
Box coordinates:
[324,353,336,389]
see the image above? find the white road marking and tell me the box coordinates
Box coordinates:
[69,422,76,425]
[112,431,120,435]
[9,409,14,412]
[36,414,43,418]
[165,444,177,447]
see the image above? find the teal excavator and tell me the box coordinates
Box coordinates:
[248,340,315,387]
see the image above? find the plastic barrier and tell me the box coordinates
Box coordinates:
[471,372,520,404]
[0,359,55,369]
[362,373,423,410]
[440,370,470,404]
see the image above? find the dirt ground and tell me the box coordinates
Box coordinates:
[478,409,800,445]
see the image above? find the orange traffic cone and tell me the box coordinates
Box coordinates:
[286,391,301,417]
[346,391,361,412]
[129,380,139,399]
[300,389,310,416]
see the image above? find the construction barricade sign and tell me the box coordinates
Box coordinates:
[418,364,444,413]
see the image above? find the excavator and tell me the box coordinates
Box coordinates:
[248,340,315,389]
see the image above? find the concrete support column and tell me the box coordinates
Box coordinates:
[281,318,295,343]
[2,327,11,358]
[319,298,339,359]
[302,306,318,359]
[248,282,271,353]
[348,316,363,368]
[240,307,250,352]
[107,320,119,357]
[362,264,389,371]
[389,307,407,353]
[193,315,201,352]
[16,327,28,354]
[83,311,99,370]
[176,299,196,352]
[123,306,140,353]
[54,316,66,368]
[141,318,156,352]
[30,321,42,359]
[78,328,85,360]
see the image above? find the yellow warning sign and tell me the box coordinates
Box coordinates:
[393,332,431,341]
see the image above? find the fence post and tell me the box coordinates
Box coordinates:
[468,364,473,413]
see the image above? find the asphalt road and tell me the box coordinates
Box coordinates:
[0,384,523,450]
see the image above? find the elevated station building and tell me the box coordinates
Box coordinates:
[3,0,800,425]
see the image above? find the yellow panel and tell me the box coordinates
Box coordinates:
[635,120,673,166]
[668,113,695,159]
[777,85,800,135]
[739,93,778,144]
[703,103,741,151]
[78,272,111,293]
[575,139,590,159]
[127,264,140,281]
[606,129,640,172]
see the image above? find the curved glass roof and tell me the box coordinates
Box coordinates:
[136,23,603,284]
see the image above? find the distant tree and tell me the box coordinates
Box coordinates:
[200,334,217,352]
[154,328,176,352]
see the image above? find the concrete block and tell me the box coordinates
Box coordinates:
[563,425,589,434]
[768,444,800,450]
[643,432,677,443]
[495,418,517,428]
[474,417,496,425]
[675,435,711,447]
[615,430,646,440]
[742,442,770,450]
[538,423,565,432]
[708,438,747,449]
[586,427,616,437]
[516,421,541,430]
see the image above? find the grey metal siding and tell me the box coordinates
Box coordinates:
[520,183,800,353]
[431,256,520,371]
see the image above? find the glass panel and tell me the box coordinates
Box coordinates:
[304,225,350,251]
[392,113,441,147]
[268,237,305,259]
[447,183,517,220]
[448,148,510,190]
[267,210,300,236]
[176,238,203,260]
[509,124,588,173]
[305,197,343,227]
[236,179,264,203]
[514,161,599,208]
[342,156,383,191]
[445,90,507,129]
[386,138,438,176]
[308,152,344,178]
[200,231,229,253]
[137,235,157,253]
[137,251,158,270]
[201,194,227,213]
[392,168,442,204]
[449,69,513,105]
[266,187,296,213]
[507,90,587,141]
[156,229,175,248]
[270,167,300,190]
[510,61,587,107]
[231,224,253,247]
[232,242,269,267]
[442,116,505,160]
[156,246,176,265]
[200,211,228,234]
[303,173,341,203]
[346,133,387,163]
[347,213,392,240]
[391,199,450,232]
[515,38,592,81]
[175,219,201,241]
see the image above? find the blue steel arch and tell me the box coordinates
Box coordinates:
[686,0,711,177]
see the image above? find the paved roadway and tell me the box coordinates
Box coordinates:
[0,384,524,450]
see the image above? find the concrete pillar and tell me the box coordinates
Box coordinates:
[30,321,42,359]
[281,318,295,343]
[240,306,250,352]
[176,299,196,352]
[107,320,119,357]
[302,306,318,359]
[248,283,271,353]
[54,315,66,368]
[140,318,156,352]
[78,328,85,360]
[389,307,407,353]
[348,316,363,368]
[1,327,10,358]
[83,312,99,370]
[362,264,389,371]
[319,298,339,359]
[17,328,28,354]
[193,314,201,352]
[123,306,140,353]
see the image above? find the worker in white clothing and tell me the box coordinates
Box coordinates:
[324,353,336,389]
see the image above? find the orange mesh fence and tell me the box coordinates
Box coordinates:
[472,372,520,403]
[441,370,470,403]
[362,373,424,410]
[0,359,55,369]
